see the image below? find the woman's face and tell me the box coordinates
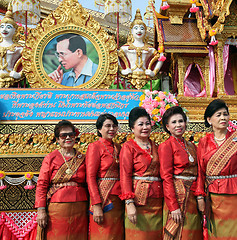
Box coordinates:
[132,116,151,140]
[57,126,76,149]
[98,119,118,140]
[207,107,229,131]
[166,113,186,138]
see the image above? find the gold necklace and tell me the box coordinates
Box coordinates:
[135,139,153,158]
[60,149,75,175]
[100,140,119,163]
[174,137,194,163]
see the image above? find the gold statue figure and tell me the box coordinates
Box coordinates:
[118,9,164,89]
[0,5,24,88]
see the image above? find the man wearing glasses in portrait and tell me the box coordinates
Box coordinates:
[48,33,98,86]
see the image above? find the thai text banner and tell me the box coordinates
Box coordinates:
[0,89,143,121]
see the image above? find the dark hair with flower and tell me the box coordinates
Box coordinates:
[139,90,180,127]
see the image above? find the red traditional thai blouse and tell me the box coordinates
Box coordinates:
[35,149,88,208]
[86,138,121,206]
[196,131,237,196]
[119,139,163,201]
[158,136,197,212]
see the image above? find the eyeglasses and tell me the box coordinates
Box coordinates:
[103,124,118,129]
[55,52,71,59]
[59,132,76,139]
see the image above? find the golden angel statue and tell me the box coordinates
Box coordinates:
[0,5,24,88]
[118,9,165,89]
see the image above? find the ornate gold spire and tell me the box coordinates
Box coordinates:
[130,9,147,31]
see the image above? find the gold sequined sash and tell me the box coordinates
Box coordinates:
[164,179,193,240]
[134,141,159,205]
[206,131,237,186]
[47,150,85,200]
[90,143,120,212]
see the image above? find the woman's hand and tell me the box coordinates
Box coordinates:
[171,208,183,224]
[197,198,205,213]
[93,204,104,224]
[126,202,137,224]
[37,209,47,228]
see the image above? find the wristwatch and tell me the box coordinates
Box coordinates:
[125,199,135,205]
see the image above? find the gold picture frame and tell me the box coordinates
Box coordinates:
[22,0,118,89]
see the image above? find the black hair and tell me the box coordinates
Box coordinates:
[54,120,76,138]
[204,99,229,127]
[96,113,118,137]
[56,33,87,55]
[162,106,187,134]
[129,107,151,129]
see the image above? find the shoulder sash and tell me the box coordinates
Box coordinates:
[47,150,85,200]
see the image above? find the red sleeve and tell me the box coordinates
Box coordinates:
[86,142,102,205]
[158,141,179,212]
[196,138,207,196]
[35,154,51,208]
[119,142,135,200]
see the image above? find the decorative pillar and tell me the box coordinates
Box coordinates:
[216,40,225,96]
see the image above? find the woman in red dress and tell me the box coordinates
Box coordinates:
[196,99,237,239]
[120,107,163,240]
[158,106,202,240]
[35,120,88,240]
[86,113,124,240]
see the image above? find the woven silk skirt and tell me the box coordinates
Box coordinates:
[209,193,237,240]
[36,201,88,240]
[125,197,163,240]
[163,191,203,240]
[89,195,125,240]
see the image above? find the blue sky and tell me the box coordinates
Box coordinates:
[78,0,162,20]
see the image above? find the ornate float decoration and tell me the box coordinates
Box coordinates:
[22,0,118,89]
[152,0,237,120]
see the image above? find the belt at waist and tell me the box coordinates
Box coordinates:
[133,176,161,181]
[207,174,237,179]
[174,175,197,180]
[98,177,119,181]
[53,182,82,188]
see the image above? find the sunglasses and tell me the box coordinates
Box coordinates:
[59,132,76,139]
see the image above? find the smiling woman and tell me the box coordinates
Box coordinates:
[196,99,237,239]
[119,107,163,240]
[158,106,203,240]
[86,113,124,240]
[35,120,88,240]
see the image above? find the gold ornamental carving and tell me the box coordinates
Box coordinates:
[22,0,118,89]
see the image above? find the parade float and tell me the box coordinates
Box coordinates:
[0,0,236,238]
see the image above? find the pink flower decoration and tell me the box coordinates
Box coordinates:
[209,40,218,46]
[26,173,31,179]
[161,5,170,10]
[24,185,35,190]
[159,107,166,115]
[139,91,182,127]
[0,185,6,190]
[190,7,199,12]
[158,55,167,61]
[158,91,166,100]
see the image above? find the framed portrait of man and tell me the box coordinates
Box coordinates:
[43,33,99,87]
[22,0,117,89]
